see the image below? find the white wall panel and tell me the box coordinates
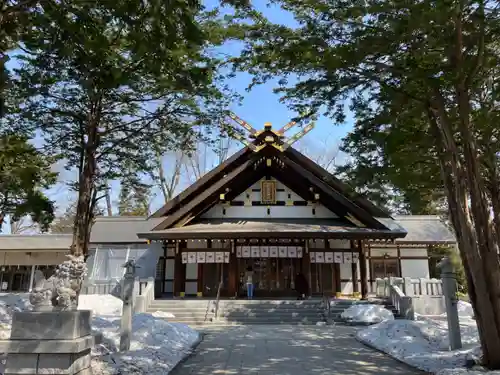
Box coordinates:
[401,259,429,278]
[399,247,428,257]
[201,204,337,219]
[340,263,352,279]
[202,177,338,219]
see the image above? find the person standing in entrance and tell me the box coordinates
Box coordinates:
[294,271,309,300]
[245,266,254,299]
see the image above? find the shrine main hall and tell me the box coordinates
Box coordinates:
[0,120,455,298]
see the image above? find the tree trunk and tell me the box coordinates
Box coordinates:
[0,212,5,232]
[105,184,113,216]
[428,103,500,368]
[72,151,96,257]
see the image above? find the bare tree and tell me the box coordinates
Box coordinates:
[184,136,237,184]
[10,217,39,234]
[153,150,186,204]
[295,135,341,173]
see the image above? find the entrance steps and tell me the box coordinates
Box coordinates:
[147,298,324,326]
[147,299,214,325]
[217,299,324,325]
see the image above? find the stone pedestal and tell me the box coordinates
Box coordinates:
[4,310,94,375]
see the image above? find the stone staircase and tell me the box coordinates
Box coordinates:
[147,298,324,326]
[217,299,324,325]
[147,298,398,326]
[147,299,215,325]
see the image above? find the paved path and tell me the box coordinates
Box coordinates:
[172,325,425,375]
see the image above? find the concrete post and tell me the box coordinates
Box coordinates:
[120,259,139,352]
[438,257,462,350]
[28,265,35,292]
[418,278,427,295]
[403,277,413,296]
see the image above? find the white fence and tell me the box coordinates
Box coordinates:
[375,277,443,297]
[376,277,445,319]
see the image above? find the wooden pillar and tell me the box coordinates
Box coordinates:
[197,264,204,296]
[173,242,186,296]
[334,263,341,295]
[228,241,238,297]
[301,244,311,296]
[350,241,359,294]
[358,239,369,300]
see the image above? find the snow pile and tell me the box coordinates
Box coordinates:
[94,314,200,375]
[357,316,484,374]
[79,294,123,316]
[341,304,394,324]
[0,294,200,375]
[0,293,31,339]
[457,301,474,318]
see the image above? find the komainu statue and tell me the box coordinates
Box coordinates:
[29,254,88,311]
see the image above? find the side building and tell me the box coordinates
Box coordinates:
[0,126,455,298]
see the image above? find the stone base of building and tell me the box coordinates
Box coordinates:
[4,310,94,375]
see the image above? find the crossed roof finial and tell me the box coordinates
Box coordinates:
[225,112,315,152]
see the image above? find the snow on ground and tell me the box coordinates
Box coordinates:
[0,293,31,339]
[340,304,394,324]
[79,294,123,316]
[356,300,499,375]
[0,293,200,375]
[456,301,474,318]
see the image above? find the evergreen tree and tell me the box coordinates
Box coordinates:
[118,176,151,217]
[10,0,245,259]
[235,0,500,367]
[0,132,56,232]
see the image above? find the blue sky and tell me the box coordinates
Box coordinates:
[2,0,355,231]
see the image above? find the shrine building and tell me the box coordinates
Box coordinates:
[0,119,455,298]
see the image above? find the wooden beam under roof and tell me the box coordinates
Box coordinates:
[271,167,360,220]
[149,146,252,219]
[279,153,388,229]
[152,156,260,230]
[178,168,264,228]
[284,147,391,218]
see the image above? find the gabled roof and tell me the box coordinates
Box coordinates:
[147,131,406,240]
[149,135,392,222]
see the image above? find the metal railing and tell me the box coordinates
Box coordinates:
[322,292,331,324]
[214,280,223,320]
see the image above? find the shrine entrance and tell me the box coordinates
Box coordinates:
[237,257,303,298]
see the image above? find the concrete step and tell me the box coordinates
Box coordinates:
[146,311,211,318]
[220,308,321,313]
[148,306,212,311]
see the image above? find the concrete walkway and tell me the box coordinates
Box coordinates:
[172,325,426,375]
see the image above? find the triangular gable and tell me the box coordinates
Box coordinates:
[150,145,390,231]
[201,177,339,220]
[285,147,390,218]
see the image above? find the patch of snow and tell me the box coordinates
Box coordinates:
[78,294,123,316]
[0,293,31,339]
[151,311,176,319]
[94,313,200,375]
[356,315,487,374]
[341,304,394,324]
[0,293,200,375]
[457,301,474,318]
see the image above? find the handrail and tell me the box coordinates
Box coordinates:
[214,280,223,319]
[322,292,331,324]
